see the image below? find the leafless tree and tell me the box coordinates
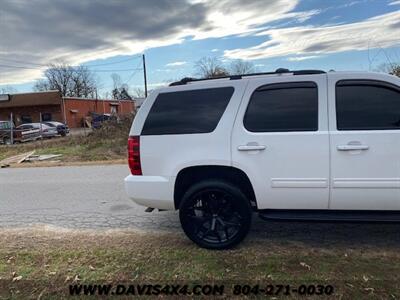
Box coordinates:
[0,85,18,94]
[375,62,400,77]
[195,57,229,79]
[229,60,255,75]
[388,64,400,77]
[132,87,145,98]
[34,63,97,97]
[71,66,97,98]
[111,73,122,91]
[111,73,132,100]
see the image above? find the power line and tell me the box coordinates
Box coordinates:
[126,61,143,84]
[0,54,143,69]
[82,55,142,67]
[91,68,144,73]
[100,61,144,92]
[0,64,40,69]
[0,63,143,72]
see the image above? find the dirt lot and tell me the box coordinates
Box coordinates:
[0,227,399,299]
[0,115,133,166]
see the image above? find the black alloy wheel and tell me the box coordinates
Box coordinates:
[179,180,252,249]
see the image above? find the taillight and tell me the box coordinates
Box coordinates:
[128,136,142,175]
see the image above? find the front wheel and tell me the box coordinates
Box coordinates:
[179,180,252,250]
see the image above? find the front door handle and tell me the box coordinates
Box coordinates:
[238,144,266,151]
[337,144,369,151]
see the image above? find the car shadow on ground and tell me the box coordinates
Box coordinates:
[147,211,400,248]
[249,216,400,248]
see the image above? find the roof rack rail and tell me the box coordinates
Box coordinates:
[169,68,326,86]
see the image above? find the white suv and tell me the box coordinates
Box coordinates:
[125,69,400,249]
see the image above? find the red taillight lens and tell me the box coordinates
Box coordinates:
[128,136,142,175]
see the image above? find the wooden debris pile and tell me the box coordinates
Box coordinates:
[0,151,62,168]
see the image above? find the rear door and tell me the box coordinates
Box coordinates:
[328,74,400,210]
[232,74,330,209]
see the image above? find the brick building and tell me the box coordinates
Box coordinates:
[0,91,135,128]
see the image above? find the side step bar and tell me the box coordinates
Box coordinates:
[258,210,400,223]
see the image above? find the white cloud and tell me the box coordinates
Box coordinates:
[285,9,321,23]
[2,0,313,85]
[224,11,400,60]
[155,68,173,73]
[190,0,301,40]
[287,55,320,61]
[389,0,400,5]
[132,82,167,89]
[211,48,219,52]
[165,61,187,67]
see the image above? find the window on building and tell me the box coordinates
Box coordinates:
[110,105,118,114]
[141,87,234,135]
[41,113,52,122]
[21,115,32,124]
[244,82,318,132]
[336,80,400,130]
[0,121,11,130]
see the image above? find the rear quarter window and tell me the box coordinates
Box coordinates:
[141,87,234,135]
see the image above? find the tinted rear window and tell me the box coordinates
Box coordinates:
[244,82,318,132]
[141,87,234,135]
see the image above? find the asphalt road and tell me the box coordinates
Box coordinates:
[0,165,180,231]
[1,165,400,248]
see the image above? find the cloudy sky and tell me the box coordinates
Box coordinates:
[0,0,399,95]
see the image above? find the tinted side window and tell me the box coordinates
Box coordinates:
[336,80,400,130]
[244,82,318,132]
[142,87,234,135]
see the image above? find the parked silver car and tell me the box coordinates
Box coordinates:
[43,121,70,137]
[17,123,58,139]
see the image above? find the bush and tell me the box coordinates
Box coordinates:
[87,113,134,141]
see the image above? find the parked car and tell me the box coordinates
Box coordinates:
[0,121,15,144]
[17,123,58,139]
[124,68,400,249]
[91,114,113,129]
[43,121,69,136]
[1,121,41,144]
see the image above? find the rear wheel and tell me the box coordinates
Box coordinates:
[179,180,252,249]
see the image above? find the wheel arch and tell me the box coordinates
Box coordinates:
[174,165,257,210]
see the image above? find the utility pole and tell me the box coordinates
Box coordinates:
[142,54,148,98]
[10,112,13,145]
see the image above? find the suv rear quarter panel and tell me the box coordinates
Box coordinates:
[130,81,248,177]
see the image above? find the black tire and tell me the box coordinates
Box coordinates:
[179,180,252,250]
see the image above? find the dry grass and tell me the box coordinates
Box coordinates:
[0,227,399,299]
[0,114,134,164]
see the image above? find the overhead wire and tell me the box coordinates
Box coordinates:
[0,54,143,72]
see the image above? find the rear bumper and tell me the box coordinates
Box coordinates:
[124,175,176,210]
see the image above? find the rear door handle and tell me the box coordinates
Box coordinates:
[238,145,266,151]
[337,145,369,151]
